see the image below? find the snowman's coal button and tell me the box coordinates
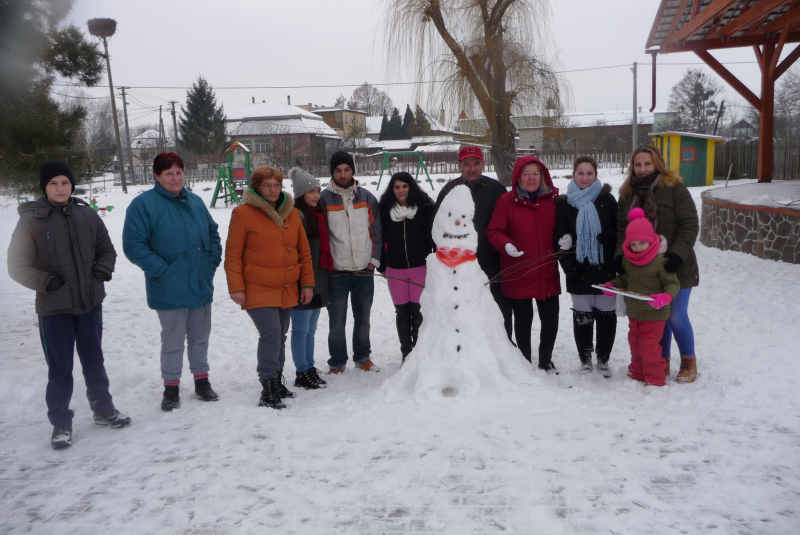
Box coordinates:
[455,329,460,333]
[457,345,461,352]
[453,286,458,290]
[454,305,458,309]
[453,270,456,274]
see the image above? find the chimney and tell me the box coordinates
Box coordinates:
[308,102,312,110]
[440,108,445,126]
[639,106,642,113]
[252,96,255,104]
[287,95,291,106]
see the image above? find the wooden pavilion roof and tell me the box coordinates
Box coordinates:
[647,0,800,53]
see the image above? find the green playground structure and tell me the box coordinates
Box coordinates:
[211,141,252,208]
[376,151,435,191]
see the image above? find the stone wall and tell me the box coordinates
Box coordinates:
[701,195,800,264]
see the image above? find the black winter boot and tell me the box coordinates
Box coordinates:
[51,425,72,450]
[395,304,414,361]
[277,374,296,399]
[573,310,595,373]
[259,378,286,409]
[594,309,617,378]
[408,302,423,348]
[307,367,327,386]
[295,370,325,390]
[537,350,559,375]
[194,377,219,402]
[161,385,180,411]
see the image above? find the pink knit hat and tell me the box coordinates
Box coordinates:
[625,208,657,244]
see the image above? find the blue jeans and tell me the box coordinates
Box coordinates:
[290,308,321,373]
[326,270,374,370]
[660,288,695,359]
[38,305,115,427]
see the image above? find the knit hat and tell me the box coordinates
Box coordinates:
[329,151,355,177]
[458,146,484,161]
[625,208,657,244]
[40,161,76,194]
[288,167,320,198]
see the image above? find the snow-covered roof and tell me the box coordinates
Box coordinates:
[417,143,462,153]
[313,107,367,115]
[650,131,725,141]
[226,103,340,138]
[379,140,414,151]
[226,102,322,121]
[131,129,174,149]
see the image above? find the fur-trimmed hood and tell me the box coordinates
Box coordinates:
[243,187,295,227]
[656,172,683,188]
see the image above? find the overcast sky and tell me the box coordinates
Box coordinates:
[63,0,791,130]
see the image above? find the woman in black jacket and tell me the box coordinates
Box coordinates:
[7,161,130,450]
[378,172,435,362]
[555,156,618,377]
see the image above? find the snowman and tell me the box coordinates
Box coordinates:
[382,185,537,402]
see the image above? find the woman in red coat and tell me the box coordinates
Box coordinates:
[487,156,561,373]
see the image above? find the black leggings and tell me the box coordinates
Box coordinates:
[510,296,560,358]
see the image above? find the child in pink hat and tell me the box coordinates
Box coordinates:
[604,208,679,386]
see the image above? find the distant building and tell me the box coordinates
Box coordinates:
[730,119,756,139]
[131,129,175,165]
[299,106,368,139]
[226,103,340,168]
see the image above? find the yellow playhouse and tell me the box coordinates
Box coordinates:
[649,131,725,187]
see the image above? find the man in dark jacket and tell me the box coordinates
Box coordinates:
[123,152,222,410]
[433,146,513,341]
[7,161,131,450]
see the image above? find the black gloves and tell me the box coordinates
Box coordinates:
[92,269,112,282]
[663,252,682,273]
[46,277,64,292]
[613,255,624,275]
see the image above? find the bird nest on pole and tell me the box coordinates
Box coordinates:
[88,18,117,39]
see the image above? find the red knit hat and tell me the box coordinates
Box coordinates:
[625,208,657,244]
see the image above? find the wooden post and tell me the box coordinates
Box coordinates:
[757,44,775,183]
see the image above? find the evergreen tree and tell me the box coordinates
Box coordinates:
[386,107,403,140]
[401,105,415,139]
[0,0,104,191]
[179,76,227,160]
[667,68,724,134]
[378,112,389,141]
[414,105,432,137]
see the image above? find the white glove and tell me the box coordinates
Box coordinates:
[505,243,524,257]
[557,234,573,251]
[658,234,668,254]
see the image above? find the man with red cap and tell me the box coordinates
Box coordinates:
[432,146,513,341]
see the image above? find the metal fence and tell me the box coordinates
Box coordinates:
[714,136,800,180]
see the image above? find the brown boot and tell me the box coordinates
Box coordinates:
[664,358,670,377]
[675,356,697,384]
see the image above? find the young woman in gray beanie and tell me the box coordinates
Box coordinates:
[288,168,334,389]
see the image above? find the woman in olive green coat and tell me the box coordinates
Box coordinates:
[615,145,699,383]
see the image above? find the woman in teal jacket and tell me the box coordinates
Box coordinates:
[122,152,222,411]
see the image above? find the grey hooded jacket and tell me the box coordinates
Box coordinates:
[7,196,116,316]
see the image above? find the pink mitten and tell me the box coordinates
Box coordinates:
[602,282,615,297]
[649,292,673,309]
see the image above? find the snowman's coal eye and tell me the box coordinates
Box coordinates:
[448,212,451,217]
[462,215,465,218]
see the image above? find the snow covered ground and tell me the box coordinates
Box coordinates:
[1,169,799,534]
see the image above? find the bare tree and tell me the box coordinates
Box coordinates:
[384,0,568,185]
[775,64,800,137]
[347,82,394,116]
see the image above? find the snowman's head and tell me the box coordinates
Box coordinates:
[432,185,477,249]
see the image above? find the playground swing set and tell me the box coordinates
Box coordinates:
[375,151,435,191]
[210,141,251,208]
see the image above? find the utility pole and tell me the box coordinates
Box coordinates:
[632,61,639,150]
[98,36,127,192]
[158,105,166,153]
[119,87,137,185]
[169,101,179,155]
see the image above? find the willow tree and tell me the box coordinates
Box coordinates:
[384,0,567,185]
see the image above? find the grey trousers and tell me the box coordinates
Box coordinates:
[246,307,291,381]
[156,305,212,382]
[570,294,616,313]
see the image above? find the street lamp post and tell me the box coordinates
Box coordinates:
[88,18,127,193]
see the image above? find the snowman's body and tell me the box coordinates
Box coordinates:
[382,185,535,401]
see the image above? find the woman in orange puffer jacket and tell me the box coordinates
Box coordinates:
[225,166,314,409]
